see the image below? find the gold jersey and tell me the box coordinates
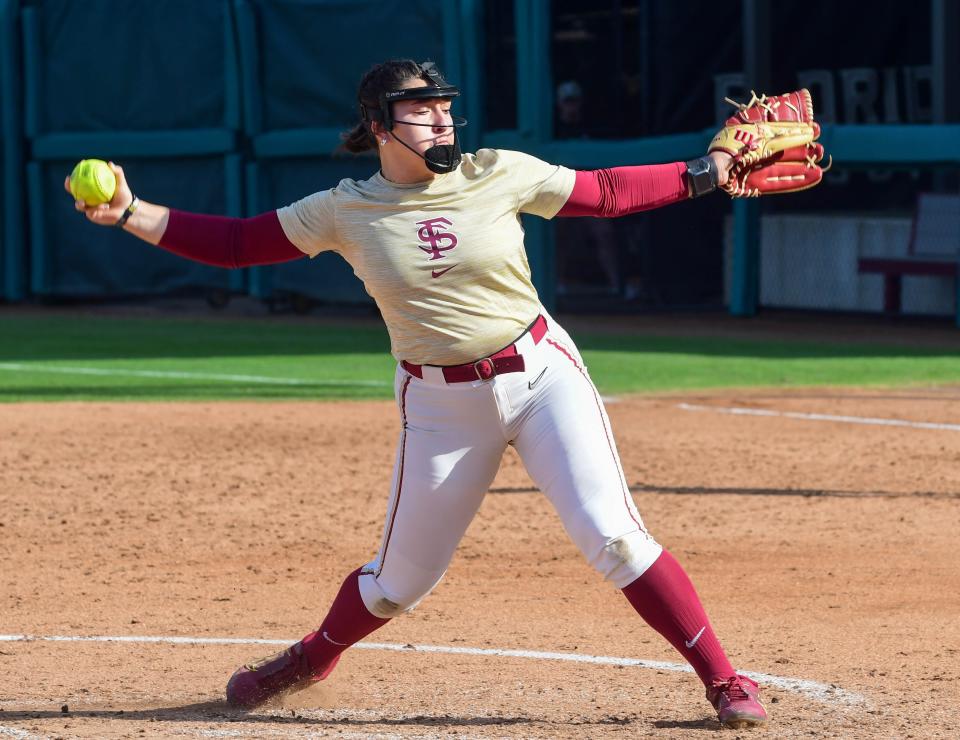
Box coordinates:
[276,148,576,365]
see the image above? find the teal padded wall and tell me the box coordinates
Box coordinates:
[30,157,241,296]
[0,0,7,299]
[21,0,243,298]
[1,0,25,301]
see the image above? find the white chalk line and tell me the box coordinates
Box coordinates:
[0,633,865,707]
[0,727,40,740]
[0,362,391,388]
[678,402,960,432]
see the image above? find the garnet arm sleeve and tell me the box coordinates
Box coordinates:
[157,210,305,268]
[557,163,690,218]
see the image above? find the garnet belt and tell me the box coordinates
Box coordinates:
[401,314,548,384]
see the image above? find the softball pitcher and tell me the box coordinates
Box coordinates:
[68,59,777,729]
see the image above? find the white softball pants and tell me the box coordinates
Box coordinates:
[358,314,662,618]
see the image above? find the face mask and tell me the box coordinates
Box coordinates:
[359,61,468,174]
[423,137,463,174]
[392,125,464,174]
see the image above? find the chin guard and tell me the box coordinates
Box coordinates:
[360,61,468,173]
[420,137,463,174]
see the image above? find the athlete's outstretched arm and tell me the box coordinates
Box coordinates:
[154,210,304,268]
[557,151,733,218]
[64,162,304,268]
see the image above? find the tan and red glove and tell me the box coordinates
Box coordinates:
[708,89,831,197]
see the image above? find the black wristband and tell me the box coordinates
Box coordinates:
[684,157,719,198]
[115,195,139,228]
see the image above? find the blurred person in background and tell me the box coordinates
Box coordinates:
[554,80,622,297]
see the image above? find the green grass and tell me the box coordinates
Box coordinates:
[0,314,957,402]
[578,334,960,394]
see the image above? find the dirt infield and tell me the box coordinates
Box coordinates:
[1,388,959,738]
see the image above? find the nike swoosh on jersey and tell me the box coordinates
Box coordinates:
[431,265,456,278]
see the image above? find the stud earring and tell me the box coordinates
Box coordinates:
[380,137,388,145]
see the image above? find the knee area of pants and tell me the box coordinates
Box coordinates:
[358,571,442,618]
[599,532,663,588]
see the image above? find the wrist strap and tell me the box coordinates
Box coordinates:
[684,157,719,198]
[115,195,140,228]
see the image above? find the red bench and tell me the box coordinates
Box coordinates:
[856,257,958,313]
[857,193,959,314]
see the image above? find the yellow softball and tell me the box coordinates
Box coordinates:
[69,159,117,206]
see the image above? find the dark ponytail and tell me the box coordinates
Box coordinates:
[339,59,428,154]
[341,122,375,154]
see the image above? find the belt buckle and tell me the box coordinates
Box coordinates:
[473,357,496,382]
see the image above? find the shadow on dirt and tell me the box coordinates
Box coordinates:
[653,717,718,730]
[489,484,960,499]
[0,701,640,732]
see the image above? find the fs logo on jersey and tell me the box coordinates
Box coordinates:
[415,217,458,278]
